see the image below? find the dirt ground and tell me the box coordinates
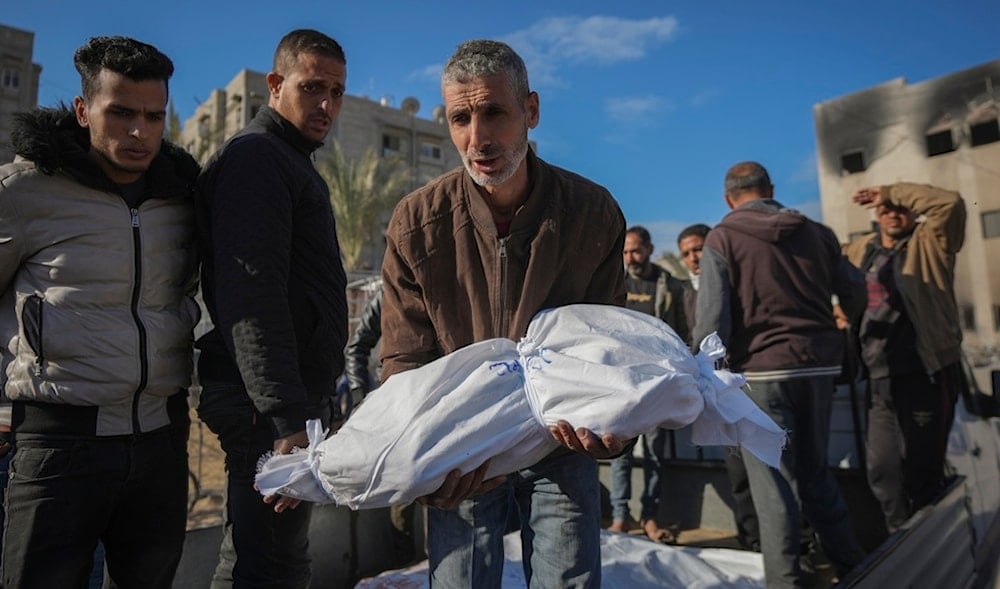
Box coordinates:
[186,410,227,530]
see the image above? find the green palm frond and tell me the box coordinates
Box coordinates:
[318,140,410,270]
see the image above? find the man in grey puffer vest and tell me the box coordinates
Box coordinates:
[0,36,200,588]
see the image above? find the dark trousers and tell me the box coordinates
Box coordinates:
[1,424,189,588]
[866,363,961,532]
[741,377,865,588]
[198,381,330,589]
[724,450,761,551]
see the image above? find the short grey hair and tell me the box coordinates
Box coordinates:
[441,40,530,100]
[724,161,772,196]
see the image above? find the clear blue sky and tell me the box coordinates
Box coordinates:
[4,1,998,254]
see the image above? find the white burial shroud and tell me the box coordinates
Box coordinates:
[255,304,786,509]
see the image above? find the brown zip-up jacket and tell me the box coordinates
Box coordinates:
[843,182,966,374]
[380,148,626,380]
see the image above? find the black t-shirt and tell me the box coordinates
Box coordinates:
[625,265,659,317]
[120,177,146,209]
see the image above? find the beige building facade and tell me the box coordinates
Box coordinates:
[179,68,463,271]
[179,68,461,181]
[814,59,1000,353]
[0,24,42,164]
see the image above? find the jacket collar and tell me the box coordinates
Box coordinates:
[250,105,324,156]
[10,106,199,201]
[463,147,547,236]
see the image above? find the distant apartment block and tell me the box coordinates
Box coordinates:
[179,69,461,183]
[0,24,42,164]
[179,69,463,272]
[814,59,1000,351]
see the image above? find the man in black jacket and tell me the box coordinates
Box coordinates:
[195,29,348,588]
[343,281,382,410]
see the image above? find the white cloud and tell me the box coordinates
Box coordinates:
[413,16,678,89]
[510,15,678,64]
[689,88,720,107]
[606,95,668,123]
[408,63,445,83]
[504,15,679,88]
[789,152,818,184]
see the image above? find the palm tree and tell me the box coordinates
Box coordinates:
[166,99,182,143]
[319,141,410,270]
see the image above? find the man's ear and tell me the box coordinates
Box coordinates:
[73,96,88,128]
[525,91,540,129]
[265,72,283,99]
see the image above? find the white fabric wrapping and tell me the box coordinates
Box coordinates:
[255,304,786,509]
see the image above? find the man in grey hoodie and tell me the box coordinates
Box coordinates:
[692,161,867,588]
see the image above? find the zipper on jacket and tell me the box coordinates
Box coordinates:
[129,208,150,433]
[498,236,510,336]
[26,295,44,377]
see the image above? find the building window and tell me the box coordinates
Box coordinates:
[961,305,975,331]
[970,119,1000,147]
[840,150,865,174]
[382,134,401,156]
[420,142,441,160]
[982,210,1000,239]
[925,129,955,156]
[1,69,19,89]
[994,305,1000,331]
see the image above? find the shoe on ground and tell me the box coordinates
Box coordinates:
[641,518,676,544]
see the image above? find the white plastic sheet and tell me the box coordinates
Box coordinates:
[354,531,766,589]
[255,304,785,508]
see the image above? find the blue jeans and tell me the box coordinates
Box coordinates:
[740,377,866,588]
[427,450,601,589]
[198,381,331,589]
[1,424,189,588]
[609,429,665,522]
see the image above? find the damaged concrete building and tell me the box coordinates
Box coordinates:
[814,59,1000,355]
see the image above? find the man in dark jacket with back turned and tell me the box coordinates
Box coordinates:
[692,161,867,588]
[195,29,348,588]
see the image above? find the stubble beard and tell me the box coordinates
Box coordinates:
[463,134,528,188]
[626,262,648,279]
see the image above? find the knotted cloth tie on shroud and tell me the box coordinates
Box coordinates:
[255,304,786,509]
